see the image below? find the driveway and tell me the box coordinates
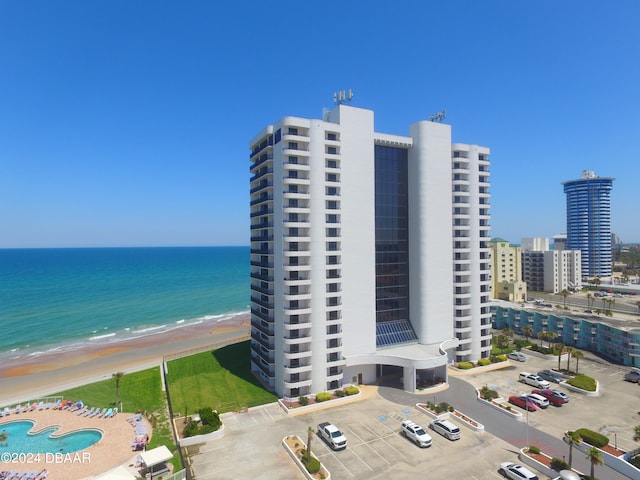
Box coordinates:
[186,352,639,479]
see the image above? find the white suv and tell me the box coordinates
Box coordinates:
[525,393,549,409]
[401,420,433,447]
[519,372,551,389]
[429,419,461,440]
[500,462,539,480]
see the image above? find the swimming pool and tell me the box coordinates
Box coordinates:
[0,420,102,454]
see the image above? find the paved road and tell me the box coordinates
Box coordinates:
[378,379,630,480]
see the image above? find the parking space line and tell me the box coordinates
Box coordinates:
[372,433,408,461]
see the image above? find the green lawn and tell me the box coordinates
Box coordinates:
[53,367,181,470]
[166,340,277,414]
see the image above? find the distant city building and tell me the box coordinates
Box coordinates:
[551,234,567,251]
[521,237,581,293]
[562,170,614,279]
[489,240,526,302]
[248,103,492,398]
[492,304,640,367]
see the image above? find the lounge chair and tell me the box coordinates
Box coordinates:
[38,402,44,410]
[103,408,113,418]
[110,407,118,417]
[91,408,104,418]
[76,406,88,416]
[84,407,96,417]
[3,406,10,416]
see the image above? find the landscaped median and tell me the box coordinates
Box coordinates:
[565,430,640,478]
[416,401,484,432]
[283,435,331,480]
[278,386,363,416]
[476,385,523,420]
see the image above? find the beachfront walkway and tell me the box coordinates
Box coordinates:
[0,407,151,480]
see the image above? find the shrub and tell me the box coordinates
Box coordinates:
[315,392,332,403]
[480,385,499,401]
[477,358,491,366]
[457,361,474,370]
[434,402,452,414]
[630,455,640,468]
[550,458,570,471]
[334,389,345,397]
[182,407,222,437]
[528,445,541,454]
[567,374,597,392]
[301,452,321,474]
[496,354,508,362]
[344,386,359,396]
[298,396,309,406]
[576,428,608,448]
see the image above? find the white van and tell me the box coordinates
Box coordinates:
[429,419,461,440]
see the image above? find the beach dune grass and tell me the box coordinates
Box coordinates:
[166,340,277,414]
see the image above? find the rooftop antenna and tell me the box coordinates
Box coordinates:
[429,109,446,122]
[333,89,354,105]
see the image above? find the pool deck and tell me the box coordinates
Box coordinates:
[0,407,151,479]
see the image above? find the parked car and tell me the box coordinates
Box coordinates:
[624,370,640,383]
[508,395,540,411]
[507,351,526,362]
[550,389,570,403]
[519,372,551,389]
[531,389,566,406]
[537,370,564,384]
[500,462,539,480]
[318,422,347,450]
[525,393,549,409]
[401,419,432,447]
[551,470,582,480]
[429,419,461,440]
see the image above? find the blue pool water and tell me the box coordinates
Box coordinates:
[0,421,102,454]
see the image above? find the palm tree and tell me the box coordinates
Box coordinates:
[566,430,582,467]
[544,331,556,350]
[561,289,570,308]
[573,350,584,374]
[522,326,534,343]
[537,331,545,347]
[633,425,640,442]
[636,300,640,316]
[586,292,593,309]
[554,343,565,371]
[585,446,603,479]
[565,347,574,372]
[306,426,314,463]
[112,372,124,408]
[502,328,514,340]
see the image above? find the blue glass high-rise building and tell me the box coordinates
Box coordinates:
[562,170,614,278]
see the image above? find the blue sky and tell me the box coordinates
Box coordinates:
[1,1,638,248]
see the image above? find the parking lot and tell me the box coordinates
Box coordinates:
[186,350,640,480]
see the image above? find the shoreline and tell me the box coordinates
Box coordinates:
[0,314,251,406]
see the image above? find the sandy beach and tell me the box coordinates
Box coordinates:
[0,314,251,407]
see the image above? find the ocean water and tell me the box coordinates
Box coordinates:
[0,246,249,362]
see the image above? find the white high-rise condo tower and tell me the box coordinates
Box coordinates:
[249,104,492,398]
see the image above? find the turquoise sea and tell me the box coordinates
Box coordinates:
[0,247,249,362]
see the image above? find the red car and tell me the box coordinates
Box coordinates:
[531,389,566,406]
[508,395,540,411]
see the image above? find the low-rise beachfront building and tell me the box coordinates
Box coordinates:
[492,303,640,367]
[248,103,492,398]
